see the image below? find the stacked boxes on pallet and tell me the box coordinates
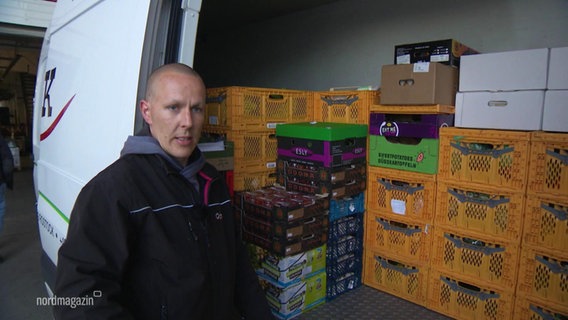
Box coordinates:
[515,131,568,319]
[233,186,329,319]
[276,122,368,302]
[443,48,568,319]
[364,107,452,307]
[363,38,477,312]
[432,127,530,320]
[203,86,312,192]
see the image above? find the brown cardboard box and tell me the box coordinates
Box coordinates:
[380,62,458,105]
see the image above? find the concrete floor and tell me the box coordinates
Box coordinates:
[0,158,52,320]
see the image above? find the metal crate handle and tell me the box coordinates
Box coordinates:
[321,95,359,106]
[450,141,514,158]
[375,255,419,276]
[206,92,226,104]
[529,304,558,319]
[376,218,422,236]
[444,234,505,255]
[378,178,424,194]
[440,277,500,301]
[535,256,568,275]
[541,203,567,221]
[546,149,568,165]
[447,189,509,208]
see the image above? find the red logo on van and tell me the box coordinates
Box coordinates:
[40,94,76,141]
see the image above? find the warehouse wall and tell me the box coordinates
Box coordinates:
[194,0,568,91]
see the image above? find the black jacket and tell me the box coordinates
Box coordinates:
[54,150,273,319]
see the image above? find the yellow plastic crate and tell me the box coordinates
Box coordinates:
[523,193,568,253]
[430,227,520,289]
[428,268,515,320]
[434,180,525,241]
[365,210,433,264]
[313,90,379,124]
[527,131,568,198]
[205,86,312,131]
[516,245,568,306]
[232,168,277,192]
[438,127,531,192]
[366,166,437,223]
[363,249,429,307]
[230,130,278,170]
[513,294,568,320]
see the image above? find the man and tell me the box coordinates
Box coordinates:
[54,63,273,319]
[0,132,14,263]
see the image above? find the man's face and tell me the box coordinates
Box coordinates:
[140,71,206,166]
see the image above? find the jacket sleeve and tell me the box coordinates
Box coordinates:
[53,179,134,319]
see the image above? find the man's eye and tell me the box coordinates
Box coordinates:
[191,106,203,113]
[167,105,178,111]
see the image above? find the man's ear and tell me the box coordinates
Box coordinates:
[140,100,152,125]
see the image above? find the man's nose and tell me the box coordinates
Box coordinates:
[180,107,192,127]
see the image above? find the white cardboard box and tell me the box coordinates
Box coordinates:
[459,48,549,92]
[542,90,568,132]
[548,47,568,90]
[455,91,545,130]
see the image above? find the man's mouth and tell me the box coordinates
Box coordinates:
[176,136,193,145]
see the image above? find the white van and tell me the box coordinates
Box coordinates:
[32,0,201,296]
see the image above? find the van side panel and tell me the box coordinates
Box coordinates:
[33,0,152,267]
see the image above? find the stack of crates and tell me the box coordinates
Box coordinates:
[233,186,329,319]
[430,127,531,320]
[363,106,452,307]
[203,86,312,192]
[514,131,568,320]
[275,122,368,301]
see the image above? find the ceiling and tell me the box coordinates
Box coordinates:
[198,0,342,34]
[0,0,342,90]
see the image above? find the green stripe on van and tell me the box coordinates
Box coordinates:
[38,191,69,224]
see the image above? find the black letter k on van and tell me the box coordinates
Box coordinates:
[42,68,56,117]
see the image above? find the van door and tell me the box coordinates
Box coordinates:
[32,0,201,295]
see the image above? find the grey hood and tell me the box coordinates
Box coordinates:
[120,126,205,192]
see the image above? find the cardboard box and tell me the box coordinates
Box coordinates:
[369,113,454,138]
[459,48,549,92]
[395,38,479,67]
[259,269,327,319]
[202,141,234,171]
[276,122,368,168]
[239,209,329,241]
[247,243,326,286]
[368,135,439,174]
[380,63,458,106]
[548,47,568,90]
[455,91,545,131]
[542,90,568,132]
[234,186,329,224]
[242,227,328,257]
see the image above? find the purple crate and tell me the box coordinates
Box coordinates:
[369,113,454,139]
